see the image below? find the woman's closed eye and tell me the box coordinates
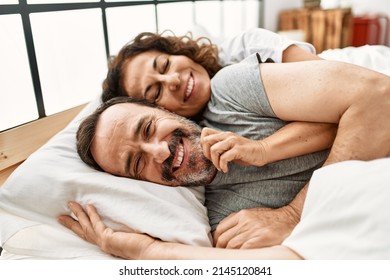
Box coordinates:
[160,57,170,74]
[154,85,162,103]
[153,58,170,103]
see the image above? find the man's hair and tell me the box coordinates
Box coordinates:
[76,96,157,170]
[101,31,221,103]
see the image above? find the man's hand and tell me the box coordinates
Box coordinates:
[58,202,157,259]
[213,204,300,249]
[201,127,268,172]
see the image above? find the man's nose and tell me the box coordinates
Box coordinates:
[161,72,180,91]
[142,141,170,164]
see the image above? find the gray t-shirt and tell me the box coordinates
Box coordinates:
[201,54,329,230]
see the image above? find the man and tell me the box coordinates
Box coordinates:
[76,58,390,249]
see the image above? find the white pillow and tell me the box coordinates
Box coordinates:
[0,95,212,259]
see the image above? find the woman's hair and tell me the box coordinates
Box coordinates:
[101,31,221,103]
[76,96,158,170]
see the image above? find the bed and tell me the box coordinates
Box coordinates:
[1,29,390,260]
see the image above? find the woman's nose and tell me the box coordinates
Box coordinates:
[162,72,180,91]
[142,141,170,164]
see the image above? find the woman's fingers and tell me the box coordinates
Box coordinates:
[201,128,237,171]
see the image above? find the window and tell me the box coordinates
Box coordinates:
[106,5,156,55]
[30,9,107,115]
[0,0,262,132]
[0,14,37,131]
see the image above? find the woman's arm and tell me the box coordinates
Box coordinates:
[260,60,390,163]
[58,202,301,260]
[201,122,336,173]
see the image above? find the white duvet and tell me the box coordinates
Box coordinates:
[319,44,390,76]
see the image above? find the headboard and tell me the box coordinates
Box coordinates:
[0,104,85,187]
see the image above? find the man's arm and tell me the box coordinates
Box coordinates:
[213,183,307,248]
[59,202,301,260]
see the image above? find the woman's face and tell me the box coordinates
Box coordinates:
[122,50,211,118]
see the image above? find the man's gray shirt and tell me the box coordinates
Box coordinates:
[200,54,329,230]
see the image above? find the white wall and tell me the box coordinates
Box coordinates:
[263,0,302,31]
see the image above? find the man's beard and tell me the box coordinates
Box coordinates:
[160,119,216,186]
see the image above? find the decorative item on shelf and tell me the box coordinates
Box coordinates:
[304,0,321,9]
[352,14,390,46]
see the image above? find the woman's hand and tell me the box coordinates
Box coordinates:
[201,127,268,172]
[58,202,158,259]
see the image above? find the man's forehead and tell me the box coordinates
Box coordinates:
[102,102,168,125]
[107,102,148,117]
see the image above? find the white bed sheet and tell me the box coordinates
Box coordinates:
[319,44,390,76]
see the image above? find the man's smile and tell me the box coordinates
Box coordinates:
[172,139,185,172]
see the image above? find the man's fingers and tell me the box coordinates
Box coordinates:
[58,201,97,243]
[58,215,84,237]
[214,226,237,248]
[213,213,238,246]
[68,202,93,231]
[86,204,106,233]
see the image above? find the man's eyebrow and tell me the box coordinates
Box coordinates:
[143,55,160,98]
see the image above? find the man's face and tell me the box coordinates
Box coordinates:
[91,102,217,186]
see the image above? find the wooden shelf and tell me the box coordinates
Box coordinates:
[279,8,353,53]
